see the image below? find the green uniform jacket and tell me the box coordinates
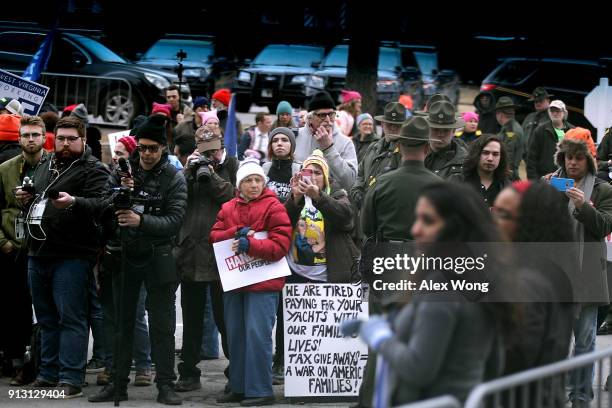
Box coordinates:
[362,160,441,241]
[497,119,524,180]
[424,139,467,180]
[522,110,550,159]
[0,152,47,250]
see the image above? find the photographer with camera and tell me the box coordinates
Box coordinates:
[89,115,187,405]
[0,115,50,385]
[174,126,238,392]
[15,116,109,398]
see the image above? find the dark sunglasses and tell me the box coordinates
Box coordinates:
[137,144,161,153]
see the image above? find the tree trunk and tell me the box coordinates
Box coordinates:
[345,3,380,115]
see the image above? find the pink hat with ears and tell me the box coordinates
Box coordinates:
[199,111,219,125]
[462,111,479,122]
[341,90,362,104]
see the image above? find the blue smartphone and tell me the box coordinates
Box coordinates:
[550,177,575,192]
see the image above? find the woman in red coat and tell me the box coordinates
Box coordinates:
[211,158,292,406]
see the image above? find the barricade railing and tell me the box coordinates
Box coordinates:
[464,347,612,408]
[38,72,134,127]
[393,347,612,408]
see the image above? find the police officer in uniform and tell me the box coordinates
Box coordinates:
[362,116,442,242]
[522,87,553,158]
[495,96,524,180]
[424,101,467,179]
[89,115,187,405]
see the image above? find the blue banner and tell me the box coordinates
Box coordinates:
[224,93,238,157]
[22,31,55,82]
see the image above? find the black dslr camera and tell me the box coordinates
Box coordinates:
[19,177,35,195]
[188,156,216,183]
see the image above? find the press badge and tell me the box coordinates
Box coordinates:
[15,216,26,239]
[29,199,47,225]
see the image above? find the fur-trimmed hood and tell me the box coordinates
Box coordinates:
[555,137,597,175]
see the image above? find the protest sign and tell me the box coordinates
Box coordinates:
[213,232,291,291]
[107,129,131,160]
[283,283,369,397]
[0,69,49,115]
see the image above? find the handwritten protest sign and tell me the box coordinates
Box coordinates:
[213,232,291,291]
[0,69,49,115]
[283,283,369,397]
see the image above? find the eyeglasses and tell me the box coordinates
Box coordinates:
[20,132,43,139]
[56,135,81,143]
[313,111,336,120]
[137,144,161,153]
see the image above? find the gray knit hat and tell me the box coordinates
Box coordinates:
[268,127,296,159]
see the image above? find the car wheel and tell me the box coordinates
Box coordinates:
[235,95,252,113]
[102,89,139,126]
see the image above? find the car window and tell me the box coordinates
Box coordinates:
[70,35,126,63]
[413,52,438,75]
[0,32,45,55]
[489,60,538,85]
[253,45,323,68]
[144,40,213,62]
[321,46,348,68]
[47,38,87,71]
[323,45,403,71]
[378,47,401,71]
[536,61,606,92]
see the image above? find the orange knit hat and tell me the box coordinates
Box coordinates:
[0,114,21,142]
[565,127,596,158]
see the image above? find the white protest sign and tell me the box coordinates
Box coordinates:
[584,78,612,144]
[107,130,131,161]
[0,69,50,115]
[213,232,291,291]
[283,283,369,397]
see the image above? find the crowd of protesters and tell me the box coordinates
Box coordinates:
[0,81,611,408]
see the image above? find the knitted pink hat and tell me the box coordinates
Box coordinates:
[341,90,362,104]
[462,112,479,122]
[199,111,219,125]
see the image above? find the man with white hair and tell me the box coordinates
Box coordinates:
[526,100,575,179]
[293,91,357,190]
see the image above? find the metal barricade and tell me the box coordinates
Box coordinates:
[38,72,133,128]
[395,395,462,408]
[464,347,612,408]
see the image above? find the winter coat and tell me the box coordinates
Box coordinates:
[362,160,442,241]
[522,109,550,158]
[353,132,380,164]
[106,152,187,252]
[424,139,467,180]
[526,120,574,180]
[294,125,358,191]
[174,116,199,141]
[447,172,511,207]
[473,91,500,134]
[210,188,292,292]
[0,142,20,165]
[28,147,110,260]
[175,156,238,282]
[497,119,524,180]
[379,297,496,405]
[0,152,48,250]
[596,128,612,175]
[284,182,359,283]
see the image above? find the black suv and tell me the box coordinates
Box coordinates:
[481,58,611,129]
[136,35,241,97]
[0,28,188,126]
[232,44,325,112]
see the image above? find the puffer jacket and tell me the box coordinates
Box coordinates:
[175,156,238,282]
[210,188,292,292]
[284,182,359,283]
[106,151,187,252]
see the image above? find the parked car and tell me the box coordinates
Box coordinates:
[136,34,241,98]
[232,44,325,112]
[0,28,188,126]
[481,57,612,130]
[410,47,460,106]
